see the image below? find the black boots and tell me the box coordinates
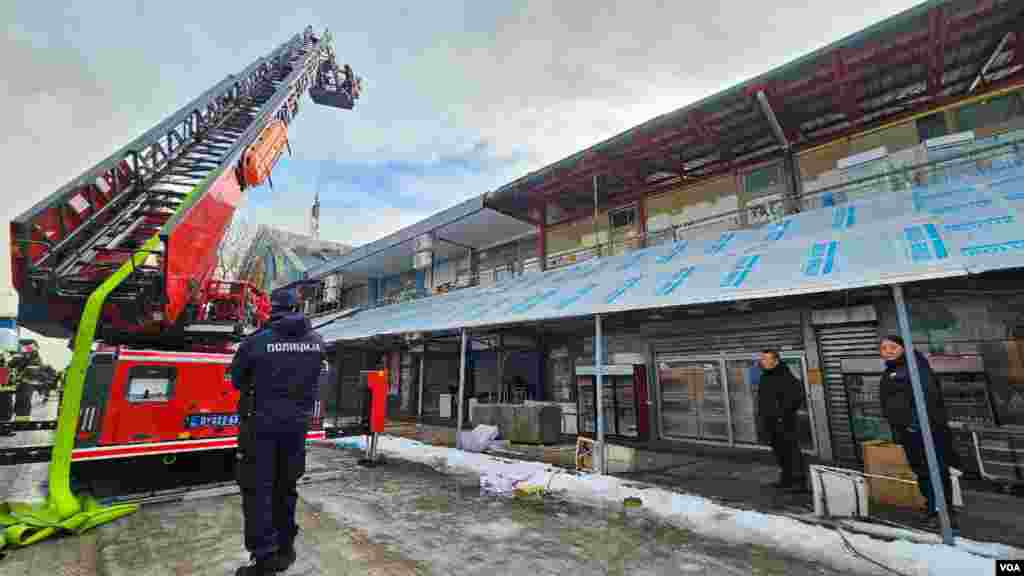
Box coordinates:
[235,557,275,576]
[235,546,294,576]
[267,543,297,573]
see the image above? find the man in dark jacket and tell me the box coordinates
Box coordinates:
[878,335,959,529]
[757,350,808,492]
[230,288,326,576]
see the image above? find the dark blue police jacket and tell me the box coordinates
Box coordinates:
[229,312,326,422]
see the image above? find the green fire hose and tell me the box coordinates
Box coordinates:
[0,237,161,551]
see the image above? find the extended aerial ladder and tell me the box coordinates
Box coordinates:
[9,25,359,345]
[1,26,361,551]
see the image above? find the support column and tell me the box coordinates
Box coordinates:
[469,248,479,285]
[892,284,954,545]
[415,269,426,295]
[592,175,601,258]
[417,352,425,419]
[783,150,802,215]
[756,89,801,216]
[368,278,379,307]
[538,203,547,271]
[594,314,606,475]
[638,194,648,248]
[456,329,468,449]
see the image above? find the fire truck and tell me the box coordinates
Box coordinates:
[6,26,359,494]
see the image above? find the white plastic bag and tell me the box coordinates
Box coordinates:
[459,424,500,453]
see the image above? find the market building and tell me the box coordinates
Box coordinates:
[238,224,351,294]
[297,0,1024,484]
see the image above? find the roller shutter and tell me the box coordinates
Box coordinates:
[651,324,803,356]
[816,323,880,464]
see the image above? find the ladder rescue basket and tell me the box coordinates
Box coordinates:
[241,120,290,187]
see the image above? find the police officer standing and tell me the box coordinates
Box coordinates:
[230,288,325,575]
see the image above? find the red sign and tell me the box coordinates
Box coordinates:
[366,370,388,433]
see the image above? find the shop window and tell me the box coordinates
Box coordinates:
[610,207,636,230]
[658,359,729,440]
[726,356,814,451]
[797,139,851,183]
[518,235,539,260]
[955,92,1024,136]
[546,218,604,257]
[916,112,948,142]
[849,121,919,157]
[548,350,574,403]
[745,164,782,197]
[645,176,740,235]
[126,365,176,403]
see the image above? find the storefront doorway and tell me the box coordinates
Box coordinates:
[656,352,817,453]
[575,363,650,440]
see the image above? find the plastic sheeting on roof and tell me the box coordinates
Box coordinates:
[318,163,1024,344]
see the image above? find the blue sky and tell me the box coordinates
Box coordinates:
[1,0,923,363]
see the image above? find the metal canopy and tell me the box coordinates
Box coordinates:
[302,195,536,283]
[485,0,1024,222]
[319,161,1024,344]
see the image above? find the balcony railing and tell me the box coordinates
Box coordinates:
[303,129,1024,319]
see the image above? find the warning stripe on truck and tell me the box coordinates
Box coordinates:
[70,430,326,461]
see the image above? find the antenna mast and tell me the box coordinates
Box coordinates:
[311,191,321,239]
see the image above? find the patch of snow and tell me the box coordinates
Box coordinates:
[328,435,1022,576]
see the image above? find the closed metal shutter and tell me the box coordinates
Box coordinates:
[816,323,879,463]
[651,324,803,356]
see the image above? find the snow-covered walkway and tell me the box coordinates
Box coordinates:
[327,435,1023,576]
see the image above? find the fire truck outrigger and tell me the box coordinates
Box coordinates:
[2,26,360,547]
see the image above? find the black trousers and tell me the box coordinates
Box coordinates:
[898,427,954,514]
[763,418,806,484]
[237,418,307,560]
[0,391,12,421]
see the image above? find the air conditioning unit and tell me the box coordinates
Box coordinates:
[414,251,432,270]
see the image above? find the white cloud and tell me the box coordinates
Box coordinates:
[0,0,928,365]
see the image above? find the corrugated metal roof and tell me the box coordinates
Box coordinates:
[319,159,1024,344]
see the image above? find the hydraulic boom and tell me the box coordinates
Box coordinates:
[9,26,360,343]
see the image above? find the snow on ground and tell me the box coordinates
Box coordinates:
[330,434,1024,576]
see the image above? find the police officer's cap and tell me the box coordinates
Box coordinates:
[271,288,300,311]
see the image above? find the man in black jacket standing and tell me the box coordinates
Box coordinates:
[878,335,959,529]
[757,350,807,492]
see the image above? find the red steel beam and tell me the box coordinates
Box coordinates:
[928,6,948,96]
[779,2,1002,102]
[512,1,1010,203]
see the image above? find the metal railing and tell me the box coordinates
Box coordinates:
[544,129,1024,269]
[303,130,1024,319]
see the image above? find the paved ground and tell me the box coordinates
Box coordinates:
[1,442,846,575]
[622,452,1024,547]
[383,421,1024,547]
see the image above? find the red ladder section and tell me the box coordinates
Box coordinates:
[9,27,359,340]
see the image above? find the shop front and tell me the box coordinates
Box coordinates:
[575,357,650,441]
[655,351,815,453]
[563,309,824,457]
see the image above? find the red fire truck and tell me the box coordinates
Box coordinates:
[6,26,357,492]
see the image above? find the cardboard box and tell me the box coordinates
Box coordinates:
[862,440,928,510]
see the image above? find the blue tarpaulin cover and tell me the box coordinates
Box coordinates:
[319,163,1024,344]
